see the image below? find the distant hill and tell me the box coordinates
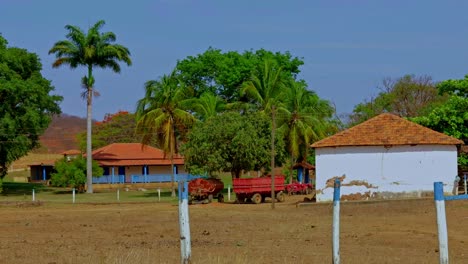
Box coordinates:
[37,114,87,154]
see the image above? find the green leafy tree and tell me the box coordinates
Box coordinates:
[0,34,62,192]
[437,75,468,98]
[136,73,195,197]
[175,48,304,101]
[49,20,132,193]
[410,96,468,169]
[181,112,286,178]
[51,156,103,192]
[349,75,447,126]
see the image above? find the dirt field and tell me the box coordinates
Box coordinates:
[0,196,467,264]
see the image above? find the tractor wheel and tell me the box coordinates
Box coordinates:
[252,193,262,204]
[276,191,286,202]
[218,194,224,203]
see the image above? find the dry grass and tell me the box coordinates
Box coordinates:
[0,198,467,263]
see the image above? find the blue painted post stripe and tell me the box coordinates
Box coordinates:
[333,178,341,203]
[434,182,444,201]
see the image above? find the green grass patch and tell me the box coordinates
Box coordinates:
[0,182,180,204]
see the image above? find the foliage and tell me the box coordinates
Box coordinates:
[77,111,141,150]
[136,72,195,196]
[180,92,225,121]
[49,20,131,193]
[240,59,287,113]
[175,48,304,101]
[51,156,103,192]
[348,75,447,126]
[0,34,62,185]
[278,80,335,158]
[181,112,286,178]
[437,75,468,98]
[410,96,468,142]
[410,96,468,168]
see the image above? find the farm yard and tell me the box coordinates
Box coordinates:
[1,195,468,264]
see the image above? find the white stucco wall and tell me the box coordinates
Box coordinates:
[315,145,459,201]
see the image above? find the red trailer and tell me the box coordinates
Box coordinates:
[233,176,286,204]
[188,178,224,204]
[285,182,314,195]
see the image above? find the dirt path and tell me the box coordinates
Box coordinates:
[0,197,467,263]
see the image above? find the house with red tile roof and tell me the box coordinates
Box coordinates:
[91,143,187,184]
[311,113,464,202]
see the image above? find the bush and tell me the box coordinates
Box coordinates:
[51,157,103,192]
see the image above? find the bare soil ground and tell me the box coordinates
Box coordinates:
[1,196,467,264]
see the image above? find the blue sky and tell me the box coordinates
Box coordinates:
[2,0,468,120]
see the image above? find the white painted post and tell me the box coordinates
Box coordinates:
[434,182,449,264]
[32,189,35,202]
[178,181,191,263]
[157,188,161,202]
[117,189,120,202]
[332,178,341,264]
[72,188,75,204]
[228,185,231,201]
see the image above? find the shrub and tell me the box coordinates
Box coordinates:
[51,157,103,192]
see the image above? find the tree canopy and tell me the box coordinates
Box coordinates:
[348,75,447,126]
[437,75,468,98]
[181,112,286,179]
[410,96,468,170]
[0,34,62,191]
[175,48,304,101]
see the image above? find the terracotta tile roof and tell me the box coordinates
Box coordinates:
[91,143,184,166]
[312,113,464,148]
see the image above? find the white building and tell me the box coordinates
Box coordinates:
[312,113,463,202]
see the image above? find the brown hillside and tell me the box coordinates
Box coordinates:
[37,114,87,154]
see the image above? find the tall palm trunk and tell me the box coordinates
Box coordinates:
[289,154,294,184]
[86,65,94,193]
[170,122,176,197]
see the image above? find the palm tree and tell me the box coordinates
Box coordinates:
[278,80,332,184]
[181,92,225,121]
[49,20,131,193]
[136,73,195,197]
[241,59,287,209]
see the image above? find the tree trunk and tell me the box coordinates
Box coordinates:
[170,121,176,197]
[289,154,294,184]
[170,153,175,197]
[86,66,94,194]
